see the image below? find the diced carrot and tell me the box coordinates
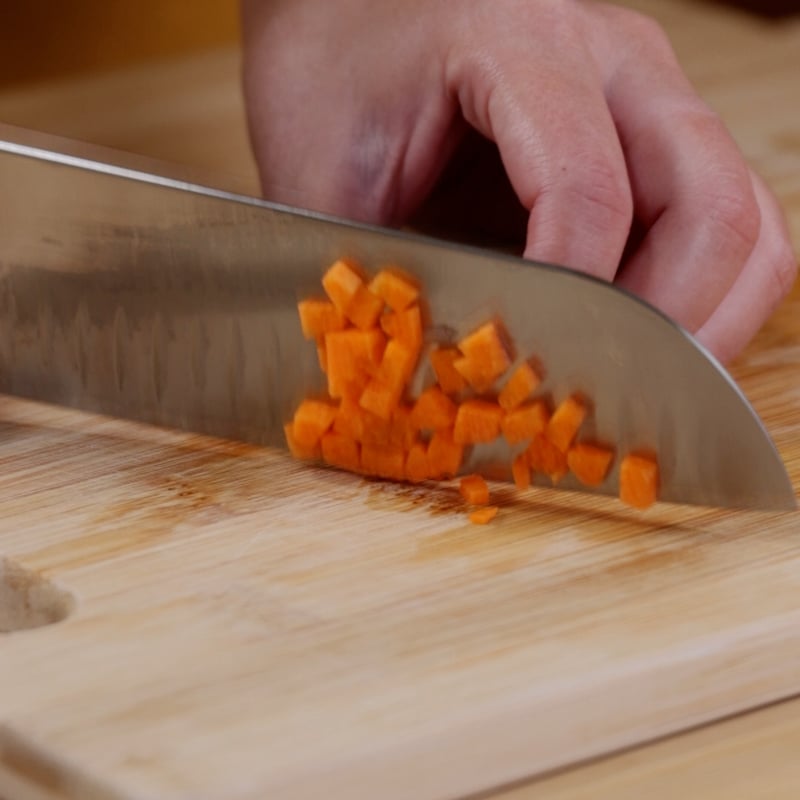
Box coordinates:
[361,443,406,481]
[453,399,504,445]
[380,305,423,351]
[429,346,467,395]
[284,422,321,461]
[359,378,403,421]
[459,474,490,505]
[390,404,419,449]
[511,453,531,490]
[411,386,458,431]
[322,259,365,314]
[297,298,347,340]
[498,361,541,411]
[369,267,420,311]
[501,399,550,445]
[469,506,498,525]
[320,431,361,472]
[405,441,431,483]
[427,428,464,479]
[344,285,384,331]
[454,321,512,393]
[527,433,569,484]
[546,394,588,453]
[619,453,659,509]
[567,442,615,487]
[333,396,365,440]
[373,339,419,394]
[291,399,338,448]
[325,328,386,399]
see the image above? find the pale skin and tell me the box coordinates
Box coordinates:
[240,0,797,364]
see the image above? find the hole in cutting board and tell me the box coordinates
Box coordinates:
[0,557,75,633]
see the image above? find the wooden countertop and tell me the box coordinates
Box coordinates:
[0,0,798,797]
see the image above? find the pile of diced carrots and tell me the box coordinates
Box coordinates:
[284,259,660,522]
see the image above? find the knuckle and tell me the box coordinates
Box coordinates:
[771,241,798,299]
[699,171,762,256]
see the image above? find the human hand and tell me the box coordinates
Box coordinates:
[240,0,797,363]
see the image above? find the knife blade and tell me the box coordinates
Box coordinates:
[0,123,794,510]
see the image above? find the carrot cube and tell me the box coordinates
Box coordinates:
[320,431,361,472]
[361,443,406,481]
[359,378,403,421]
[567,443,615,487]
[405,441,431,483]
[316,338,328,373]
[459,474,490,505]
[429,346,467,395]
[297,298,347,340]
[453,399,504,445]
[325,328,386,399]
[527,433,569,484]
[498,361,541,411]
[411,386,458,431]
[291,399,338,448]
[455,321,512,392]
[619,453,659,509]
[390,404,418,449]
[322,259,365,314]
[511,453,531,490]
[345,284,385,331]
[427,428,464,479]
[501,400,550,445]
[369,267,420,311]
[469,506,498,525]
[284,422,321,461]
[546,394,588,453]
[380,305,423,351]
[374,339,419,393]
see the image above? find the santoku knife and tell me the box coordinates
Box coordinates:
[0,123,794,510]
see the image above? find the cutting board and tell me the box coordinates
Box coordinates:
[0,280,798,800]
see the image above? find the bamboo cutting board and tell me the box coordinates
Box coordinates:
[1,1,800,798]
[0,289,798,800]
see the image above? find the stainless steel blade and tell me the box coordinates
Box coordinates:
[0,124,794,510]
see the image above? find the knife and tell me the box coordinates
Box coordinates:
[0,123,794,510]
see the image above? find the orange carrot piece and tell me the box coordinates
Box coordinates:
[380,305,423,351]
[359,378,403,421]
[546,394,588,453]
[320,431,361,472]
[429,346,468,395]
[459,474,490,505]
[291,399,338,448]
[369,267,420,311]
[469,506,498,525]
[284,422,321,461]
[390,404,419,449]
[405,441,431,483]
[501,400,550,445]
[527,433,569,484]
[297,298,347,340]
[322,259,365,314]
[454,321,512,392]
[373,339,419,393]
[567,442,615,487]
[411,386,458,431]
[325,328,386,399]
[361,443,406,481]
[498,361,541,411]
[427,428,464,479]
[511,453,531,490]
[453,399,504,445]
[345,284,385,331]
[619,453,659,509]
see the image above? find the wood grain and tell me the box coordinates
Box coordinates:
[0,0,799,798]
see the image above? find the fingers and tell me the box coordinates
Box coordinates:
[695,171,798,364]
[445,3,633,280]
[591,6,761,333]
